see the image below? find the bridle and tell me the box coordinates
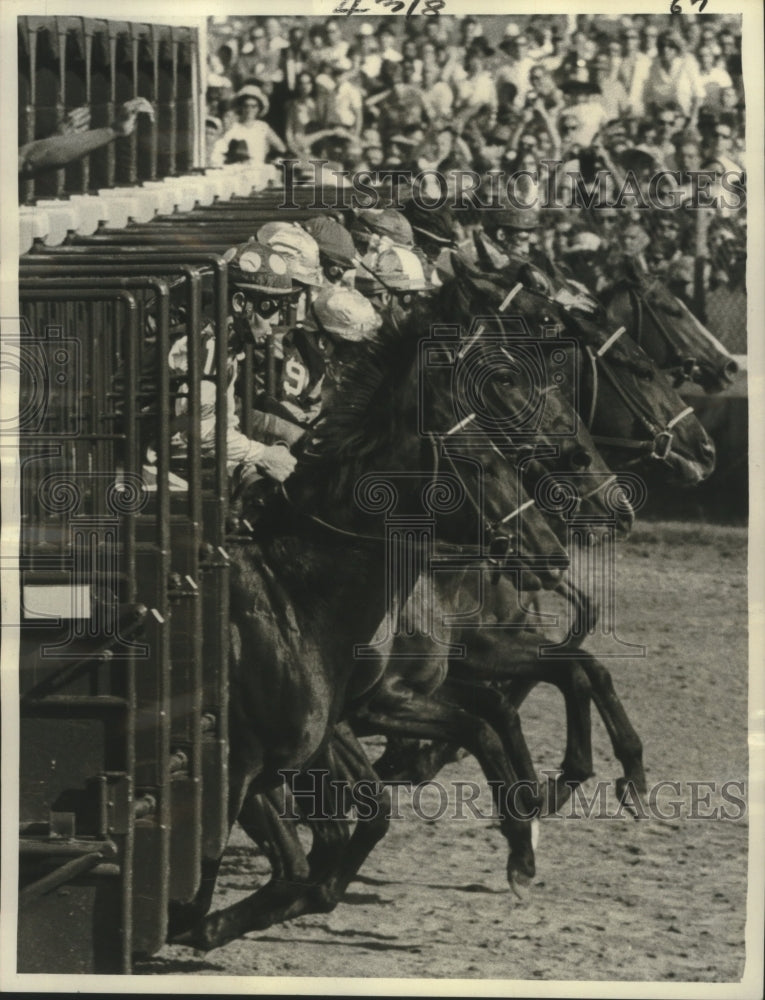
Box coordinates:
[583,330,695,462]
[281,409,535,556]
[491,281,698,467]
[621,281,698,384]
[619,279,736,387]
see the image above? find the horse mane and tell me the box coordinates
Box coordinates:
[298,311,426,469]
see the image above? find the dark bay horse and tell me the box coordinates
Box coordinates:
[169,317,568,950]
[368,255,718,810]
[600,267,739,394]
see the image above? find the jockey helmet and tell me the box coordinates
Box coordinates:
[492,205,541,231]
[356,245,430,295]
[257,222,324,286]
[223,240,294,295]
[351,209,414,250]
[309,286,383,342]
[303,217,357,269]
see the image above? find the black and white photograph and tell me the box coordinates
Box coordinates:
[1,0,763,993]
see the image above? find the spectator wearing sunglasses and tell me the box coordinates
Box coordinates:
[210,85,286,167]
[641,103,683,169]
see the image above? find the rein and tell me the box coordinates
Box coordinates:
[491,279,697,465]
[280,410,531,555]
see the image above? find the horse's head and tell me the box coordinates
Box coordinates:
[579,323,717,487]
[440,257,634,533]
[416,330,572,588]
[290,318,569,586]
[448,260,717,488]
[603,279,739,394]
[453,323,634,538]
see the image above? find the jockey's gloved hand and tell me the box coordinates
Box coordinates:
[257,443,297,483]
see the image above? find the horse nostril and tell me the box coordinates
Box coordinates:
[723,359,739,379]
[702,440,716,462]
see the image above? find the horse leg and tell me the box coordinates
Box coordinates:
[439,677,543,811]
[301,722,391,911]
[356,693,537,889]
[238,785,311,882]
[572,652,646,801]
[186,725,390,952]
[372,736,462,785]
[166,765,254,942]
[502,662,595,812]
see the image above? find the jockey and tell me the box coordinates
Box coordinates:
[302,216,358,288]
[355,244,432,328]
[402,200,459,287]
[167,240,297,487]
[254,284,382,431]
[478,204,601,317]
[256,222,325,321]
[349,208,415,257]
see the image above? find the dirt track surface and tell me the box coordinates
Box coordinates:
[139,521,750,984]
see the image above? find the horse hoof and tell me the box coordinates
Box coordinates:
[616,777,646,816]
[508,868,533,901]
[167,929,195,948]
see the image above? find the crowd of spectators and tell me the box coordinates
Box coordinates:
[204,13,747,303]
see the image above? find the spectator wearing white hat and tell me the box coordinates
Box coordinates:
[210,85,286,167]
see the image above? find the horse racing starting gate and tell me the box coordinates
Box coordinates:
[16,166,332,972]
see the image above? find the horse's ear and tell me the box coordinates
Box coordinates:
[473,231,507,271]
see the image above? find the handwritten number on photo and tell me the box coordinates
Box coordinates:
[670,0,709,11]
[334,0,444,12]
[333,0,371,14]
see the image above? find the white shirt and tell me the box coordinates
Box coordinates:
[455,71,497,114]
[211,120,273,167]
[642,56,705,117]
[496,57,537,107]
